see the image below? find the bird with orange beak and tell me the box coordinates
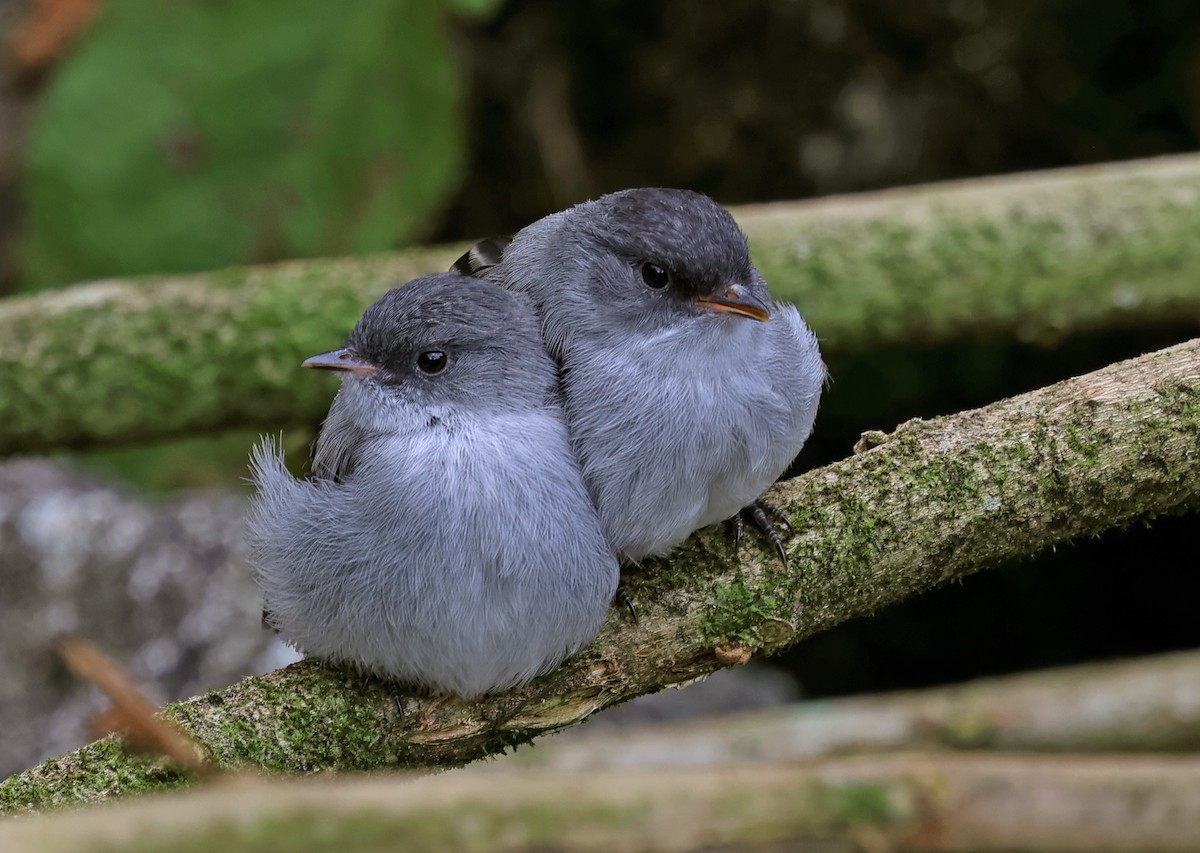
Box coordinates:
[455,188,825,565]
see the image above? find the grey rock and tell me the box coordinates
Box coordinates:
[0,459,272,778]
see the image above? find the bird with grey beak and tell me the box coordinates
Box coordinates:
[247,273,620,698]
[454,188,825,564]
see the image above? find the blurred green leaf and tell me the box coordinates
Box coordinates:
[22,0,467,290]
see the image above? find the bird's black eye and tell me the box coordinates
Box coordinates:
[416,351,448,375]
[641,262,670,289]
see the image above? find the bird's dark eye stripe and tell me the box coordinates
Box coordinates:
[641,261,670,289]
[416,350,448,375]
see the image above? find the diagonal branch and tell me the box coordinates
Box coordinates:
[4,336,1198,813]
[4,154,1200,454]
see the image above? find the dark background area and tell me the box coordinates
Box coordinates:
[2,0,1199,702]
[439,0,1200,238]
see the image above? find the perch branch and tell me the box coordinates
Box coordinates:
[3,337,1197,812]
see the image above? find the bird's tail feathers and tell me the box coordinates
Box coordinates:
[248,433,294,496]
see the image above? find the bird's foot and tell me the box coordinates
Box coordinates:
[614,582,639,625]
[729,500,794,570]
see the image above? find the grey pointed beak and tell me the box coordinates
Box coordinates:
[302,348,377,376]
[696,283,771,322]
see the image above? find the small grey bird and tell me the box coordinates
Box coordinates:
[248,274,619,698]
[455,189,825,563]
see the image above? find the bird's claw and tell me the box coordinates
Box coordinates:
[732,500,794,570]
[728,513,745,549]
[614,583,639,624]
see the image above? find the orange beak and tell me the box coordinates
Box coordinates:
[696,283,770,322]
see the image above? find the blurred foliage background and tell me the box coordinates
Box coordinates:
[2,0,1199,705]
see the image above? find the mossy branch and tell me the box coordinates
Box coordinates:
[4,337,1198,813]
[5,154,1200,454]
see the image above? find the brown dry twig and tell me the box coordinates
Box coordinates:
[56,636,209,775]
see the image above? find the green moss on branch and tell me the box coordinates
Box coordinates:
[6,156,1200,454]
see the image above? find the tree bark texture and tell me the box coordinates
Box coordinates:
[3,154,1200,454]
[3,336,1197,812]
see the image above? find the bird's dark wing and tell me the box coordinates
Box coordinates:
[451,235,512,277]
[308,390,371,484]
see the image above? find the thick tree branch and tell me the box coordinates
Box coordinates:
[5,754,1200,852]
[4,337,1197,812]
[4,154,1200,454]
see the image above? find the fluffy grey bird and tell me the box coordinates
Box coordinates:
[454,189,825,563]
[248,274,619,698]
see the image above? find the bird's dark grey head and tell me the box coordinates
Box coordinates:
[506,188,772,342]
[305,273,555,411]
[582,188,754,292]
